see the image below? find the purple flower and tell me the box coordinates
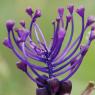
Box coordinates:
[3,5,95,95]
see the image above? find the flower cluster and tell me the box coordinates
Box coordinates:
[3,5,95,95]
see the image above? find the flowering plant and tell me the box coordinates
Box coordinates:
[3,5,95,95]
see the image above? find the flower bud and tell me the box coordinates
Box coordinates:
[6,20,15,31]
[16,61,27,72]
[76,6,85,17]
[58,7,64,17]
[20,20,26,28]
[86,16,95,28]
[67,4,74,14]
[80,45,89,56]
[34,9,41,18]
[3,38,12,49]
[26,7,33,17]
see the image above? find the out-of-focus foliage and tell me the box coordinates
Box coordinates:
[0,0,95,95]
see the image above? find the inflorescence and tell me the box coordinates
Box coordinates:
[3,5,95,95]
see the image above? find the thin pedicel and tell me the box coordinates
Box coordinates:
[3,4,95,95]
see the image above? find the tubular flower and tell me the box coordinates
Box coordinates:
[3,5,95,95]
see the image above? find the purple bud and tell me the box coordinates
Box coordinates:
[86,16,95,28]
[89,28,95,41]
[66,15,72,23]
[58,28,66,39]
[16,61,27,72]
[80,45,89,56]
[76,6,85,17]
[20,20,26,28]
[67,4,74,14]
[34,9,41,18]
[47,78,60,93]
[26,7,33,17]
[58,7,64,17]
[3,38,12,49]
[59,80,72,94]
[6,20,15,31]
[36,87,49,95]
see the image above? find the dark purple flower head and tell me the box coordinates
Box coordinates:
[6,20,15,31]
[86,16,95,28]
[26,7,33,17]
[20,20,26,28]
[89,25,95,41]
[58,7,64,17]
[3,5,95,95]
[76,6,85,17]
[67,4,74,14]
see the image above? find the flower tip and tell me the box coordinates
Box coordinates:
[3,39,12,49]
[86,16,95,28]
[26,7,33,17]
[34,9,41,18]
[66,15,72,22]
[16,61,27,72]
[6,20,15,31]
[80,45,88,56]
[20,20,26,28]
[58,7,64,17]
[89,29,95,41]
[67,4,74,14]
[76,6,85,17]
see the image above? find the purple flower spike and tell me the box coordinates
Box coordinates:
[6,20,15,31]
[26,7,33,17]
[76,6,85,17]
[58,7,64,17]
[67,4,74,14]
[4,5,95,95]
[3,38,12,49]
[16,61,27,72]
[86,16,95,28]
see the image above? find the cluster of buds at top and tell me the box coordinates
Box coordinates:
[3,4,95,95]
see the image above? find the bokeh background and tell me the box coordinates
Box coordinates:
[0,0,95,95]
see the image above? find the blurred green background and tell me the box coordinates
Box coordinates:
[0,0,95,95]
